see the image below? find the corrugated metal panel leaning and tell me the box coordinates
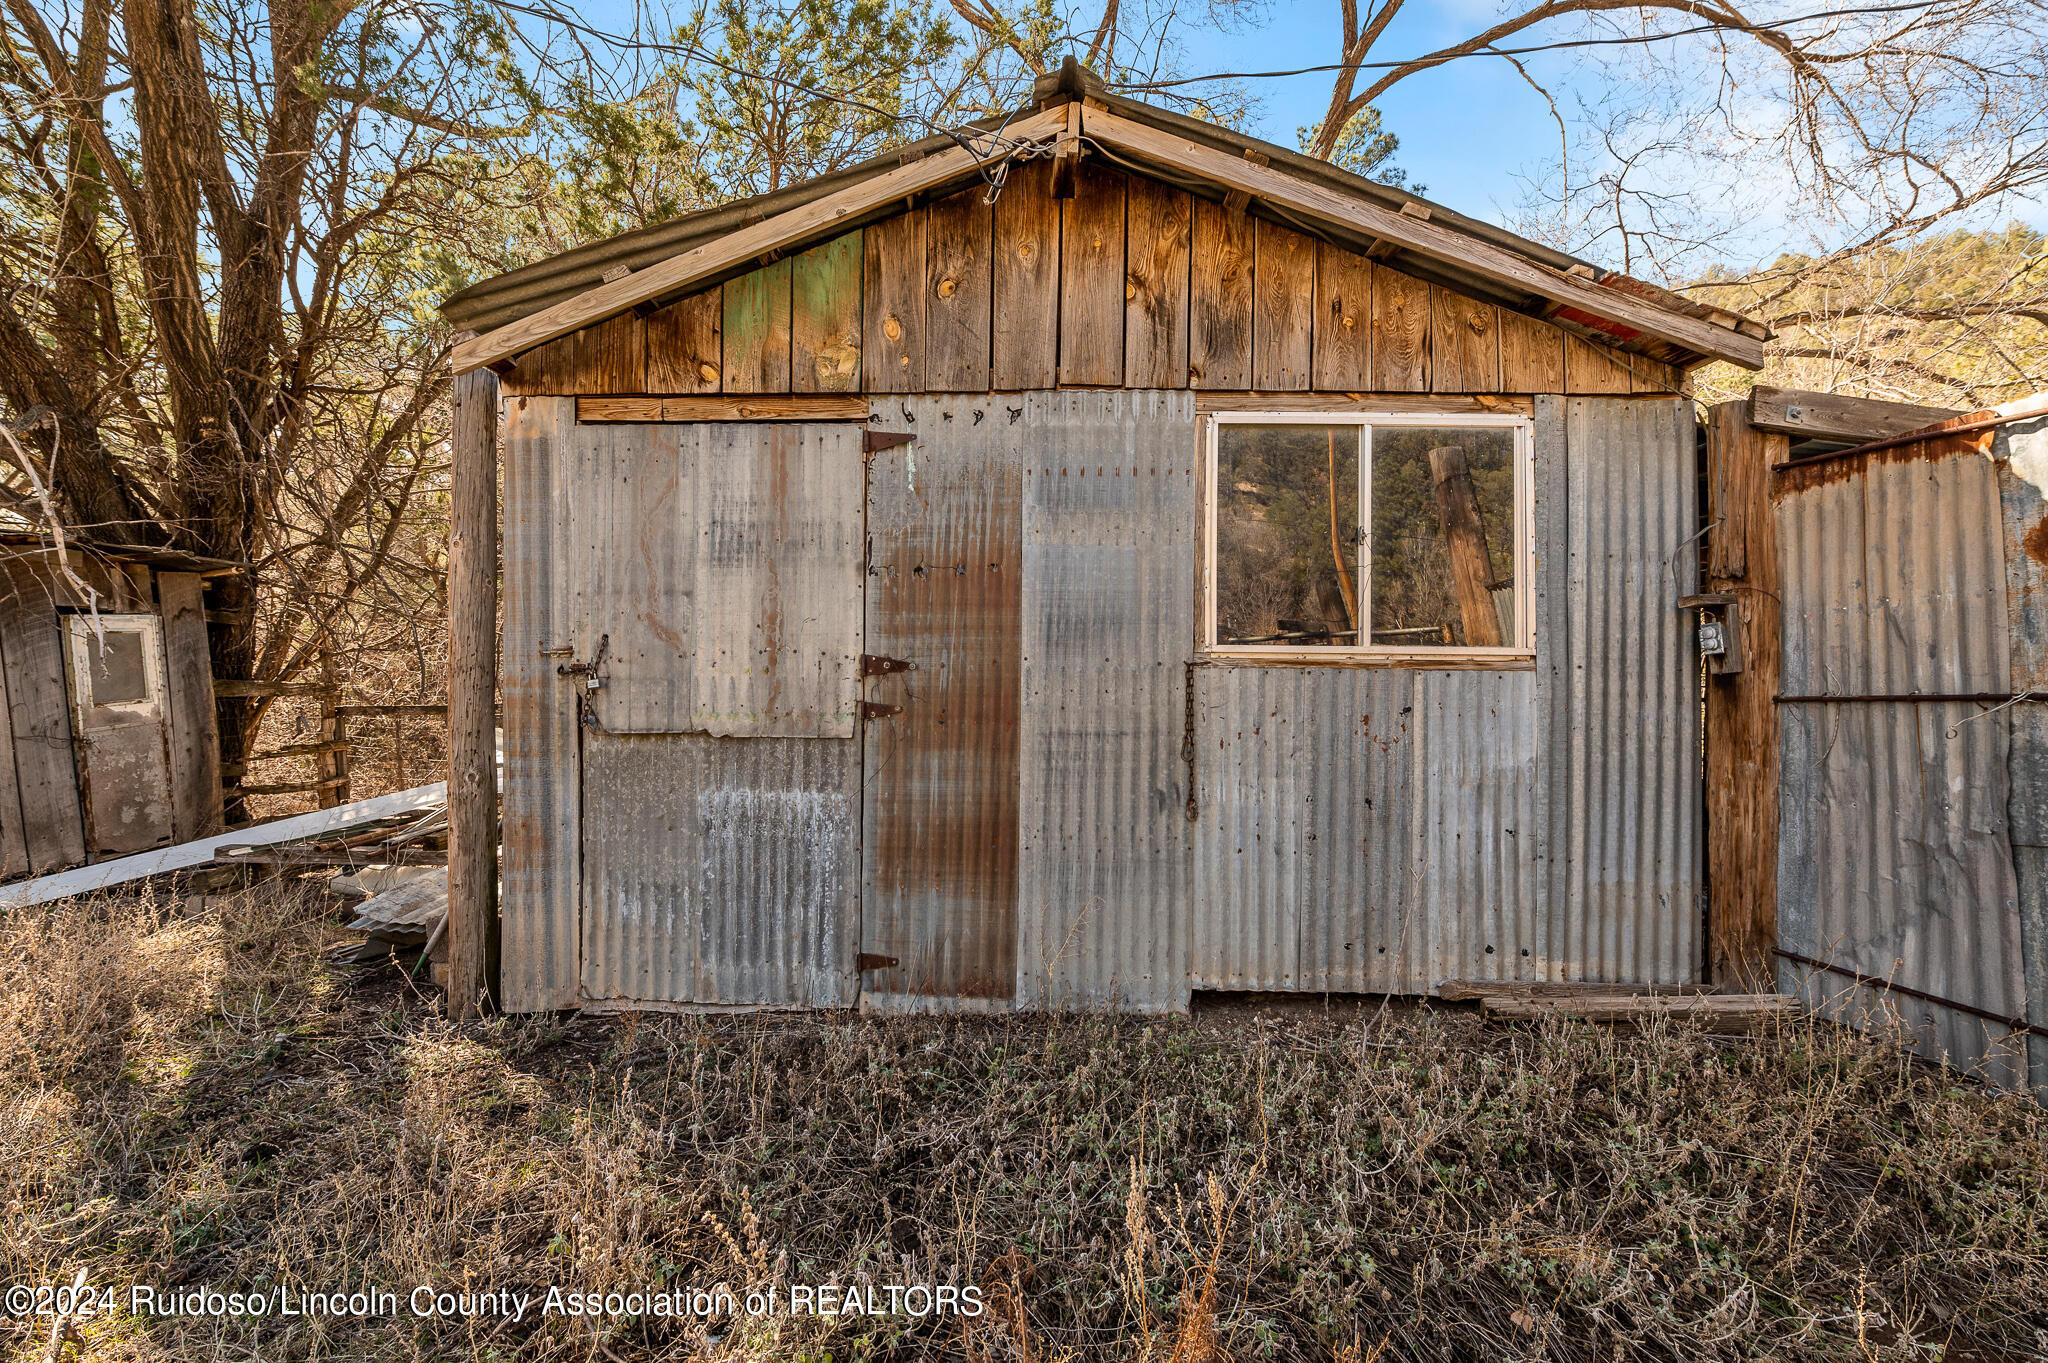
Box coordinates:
[1776,432,2033,1090]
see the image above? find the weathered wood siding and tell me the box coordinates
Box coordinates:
[0,550,218,877]
[502,167,1687,399]
[157,572,222,842]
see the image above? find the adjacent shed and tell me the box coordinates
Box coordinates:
[1737,392,2048,1094]
[441,63,1768,1014]
[0,531,230,879]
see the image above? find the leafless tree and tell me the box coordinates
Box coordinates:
[1116,1,2048,402]
[0,0,539,814]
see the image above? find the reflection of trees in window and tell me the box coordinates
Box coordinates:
[1215,425,1359,645]
[1213,421,1518,651]
[1370,427,1516,647]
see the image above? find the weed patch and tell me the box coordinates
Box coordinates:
[0,890,2043,1360]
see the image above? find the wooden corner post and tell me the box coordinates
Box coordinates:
[448,366,501,1020]
[1703,401,1783,990]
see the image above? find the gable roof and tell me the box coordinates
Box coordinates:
[444,60,1766,375]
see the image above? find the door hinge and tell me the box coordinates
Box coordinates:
[860,653,915,677]
[863,429,915,454]
[860,701,902,720]
[857,953,899,971]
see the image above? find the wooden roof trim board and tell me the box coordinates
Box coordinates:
[449,106,1068,376]
[1076,105,1765,371]
[1747,385,1960,443]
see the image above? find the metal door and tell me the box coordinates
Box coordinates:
[565,421,866,1007]
[858,398,1023,1008]
[63,613,176,856]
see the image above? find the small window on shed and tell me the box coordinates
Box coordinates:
[67,616,162,706]
[1206,413,1532,659]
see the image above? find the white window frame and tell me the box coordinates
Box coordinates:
[63,613,167,710]
[1203,411,1536,662]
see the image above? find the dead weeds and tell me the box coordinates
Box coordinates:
[0,887,2043,1362]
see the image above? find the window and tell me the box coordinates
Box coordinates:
[65,615,164,708]
[1206,413,1532,658]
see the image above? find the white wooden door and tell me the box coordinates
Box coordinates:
[63,613,176,856]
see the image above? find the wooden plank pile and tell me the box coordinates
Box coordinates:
[1439,980,1794,1025]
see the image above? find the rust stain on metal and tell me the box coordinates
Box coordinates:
[2024,512,2048,569]
[860,396,1022,1005]
[1774,429,1992,494]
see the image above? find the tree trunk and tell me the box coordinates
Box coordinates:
[1428,444,1504,648]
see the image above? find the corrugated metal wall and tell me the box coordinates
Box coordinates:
[581,732,859,1007]
[1014,391,1197,1011]
[1192,668,1546,990]
[568,422,864,737]
[860,395,1023,1010]
[1560,397,1704,986]
[501,391,1707,1012]
[501,396,581,1011]
[1189,397,1701,992]
[559,420,867,1008]
[1776,436,2034,1090]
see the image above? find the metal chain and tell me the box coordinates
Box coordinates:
[1182,660,1198,823]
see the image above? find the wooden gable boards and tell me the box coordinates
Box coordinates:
[452,101,1762,380]
[500,163,1688,401]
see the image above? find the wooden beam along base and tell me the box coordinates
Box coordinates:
[578,396,870,423]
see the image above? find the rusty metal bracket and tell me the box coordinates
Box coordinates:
[863,429,915,454]
[856,953,899,971]
[860,701,903,720]
[860,654,915,677]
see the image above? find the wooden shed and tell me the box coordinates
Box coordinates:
[0,531,230,880]
[440,62,1768,1015]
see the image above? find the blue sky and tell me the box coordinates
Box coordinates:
[557,0,2046,273]
[1158,0,2047,269]
[1167,2,1564,225]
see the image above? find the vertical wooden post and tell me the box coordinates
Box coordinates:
[315,644,348,809]
[1429,444,1504,647]
[448,366,501,1021]
[1704,402,1783,990]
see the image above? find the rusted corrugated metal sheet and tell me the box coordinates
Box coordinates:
[860,396,1023,1009]
[499,395,581,1011]
[581,731,860,1007]
[1561,397,1703,986]
[1777,431,2032,1088]
[1997,412,2048,1095]
[567,422,863,738]
[1015,390,1196,1011]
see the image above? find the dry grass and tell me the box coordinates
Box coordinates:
[1,888,2045,1362]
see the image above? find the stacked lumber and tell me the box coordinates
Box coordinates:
[1438,980,1792,1024]
[327,867,449,985]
